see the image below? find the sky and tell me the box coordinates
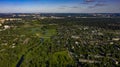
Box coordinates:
[0,0,120,13]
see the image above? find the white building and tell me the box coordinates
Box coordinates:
[4,25,10,29]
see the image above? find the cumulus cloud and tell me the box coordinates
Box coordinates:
[58,6,80,9]
[82,0,108,8]
[95,3,106,6]
[70,6,80,8]
[82,0,96,4]
[85,0,95,2]
[83,0,107,3]
[88,3,107,8]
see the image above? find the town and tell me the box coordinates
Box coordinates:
[0,13,120,67]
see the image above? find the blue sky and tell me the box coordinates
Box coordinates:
[0,0,120,13]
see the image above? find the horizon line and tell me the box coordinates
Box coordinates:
[0,12,120,14]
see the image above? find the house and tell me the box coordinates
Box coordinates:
[0,18,5,23]
[4,25,11,29]
[71,35,80,39]
[0,23,2,26]
[112,38,120,41]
